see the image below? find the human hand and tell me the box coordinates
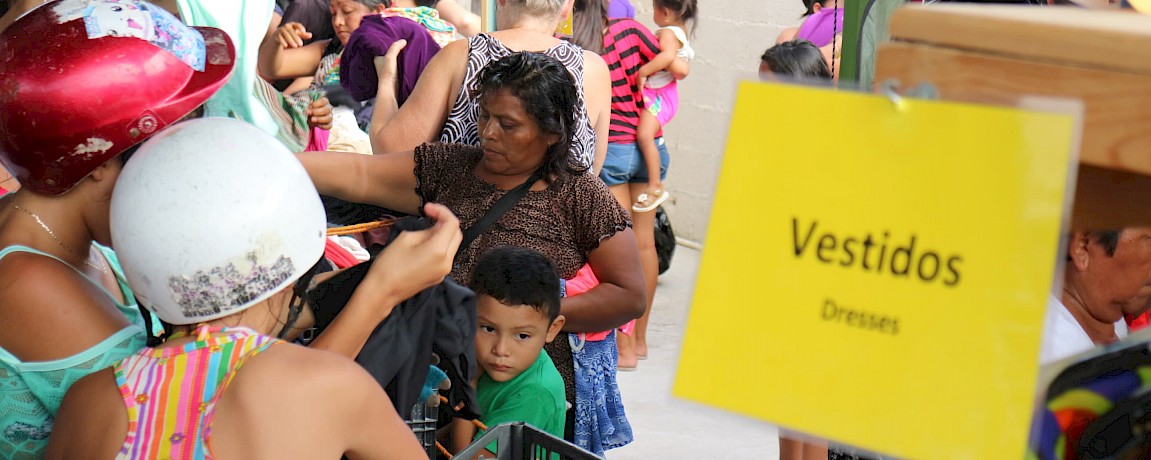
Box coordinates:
[372,39,407,85]
[636,74,647,93]
[307,96,333,130]
[366,202,462,302]
[276,22,312,48]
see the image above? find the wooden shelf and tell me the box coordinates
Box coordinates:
[888,5,1151,77]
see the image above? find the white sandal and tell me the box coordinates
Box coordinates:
[632,188,670,212]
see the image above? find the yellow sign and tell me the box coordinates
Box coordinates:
[674,82,1080,459]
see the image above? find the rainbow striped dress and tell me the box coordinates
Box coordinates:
[113,325,279,459]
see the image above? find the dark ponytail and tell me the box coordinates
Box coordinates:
[570,0,606,54]
[654,0,698,35]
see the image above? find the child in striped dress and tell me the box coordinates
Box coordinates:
[44,118,459,460]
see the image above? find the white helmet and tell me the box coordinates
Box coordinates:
[111,118,326,325]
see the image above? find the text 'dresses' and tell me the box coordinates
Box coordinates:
[821,298,899,336]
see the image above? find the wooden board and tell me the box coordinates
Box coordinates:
[888,5,1151,76]
[1073,166,1151,231]
[876,43,1151,177]
[875,42,1151,230]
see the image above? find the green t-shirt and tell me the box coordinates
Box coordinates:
[476,352,567,453]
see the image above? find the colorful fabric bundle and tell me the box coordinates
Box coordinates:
[382,7,456,47]
[1031,347,1151,459]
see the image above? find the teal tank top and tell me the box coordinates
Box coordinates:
[0,245,153,459]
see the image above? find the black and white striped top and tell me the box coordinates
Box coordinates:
[438,34,597,168]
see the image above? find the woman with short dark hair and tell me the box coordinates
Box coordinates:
[759,39,833,80]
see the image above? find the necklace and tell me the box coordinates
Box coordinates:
[8,201,108,275]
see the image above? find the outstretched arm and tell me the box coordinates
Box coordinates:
[295,150,422,214]
[370,39,469,154]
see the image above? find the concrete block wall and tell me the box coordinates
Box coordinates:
[630,0,804,244]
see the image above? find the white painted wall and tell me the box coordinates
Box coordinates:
[629,0,803,244]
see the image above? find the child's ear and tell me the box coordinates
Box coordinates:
[545,315,566,343]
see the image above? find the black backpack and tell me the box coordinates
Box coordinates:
[654,205,676,275]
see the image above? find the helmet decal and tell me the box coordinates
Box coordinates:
[70,137,114,161]
[54,0,207,71]
[168,252,297,320]
[202,28,233,66]
[51,0,90,21]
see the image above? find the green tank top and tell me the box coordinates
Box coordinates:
[0,244,152,459]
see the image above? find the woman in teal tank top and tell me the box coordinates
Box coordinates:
[0,2,235,457]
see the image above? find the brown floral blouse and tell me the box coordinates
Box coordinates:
[414,142,632,282]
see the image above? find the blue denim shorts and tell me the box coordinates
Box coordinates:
[599,138,670,187]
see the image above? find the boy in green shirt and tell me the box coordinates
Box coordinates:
[454,246,568,456]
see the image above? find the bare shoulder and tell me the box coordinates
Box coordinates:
[439,37,473,63]
[580,51,611,97]
[232,343,377,395]
[0,252,133,361]
[416,38,472,98]
[211,343,423,459]
[582,50,609,75]
[46,368,126,459]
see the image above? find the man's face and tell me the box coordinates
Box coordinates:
[1079,228,1151,322]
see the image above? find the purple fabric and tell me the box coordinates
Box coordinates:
[796,7,844,48]
[608,0,635,18]
[340,15,441,103]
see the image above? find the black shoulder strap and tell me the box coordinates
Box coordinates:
[460,171,541,250]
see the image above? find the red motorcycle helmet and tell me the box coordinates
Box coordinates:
[0,0,235,195]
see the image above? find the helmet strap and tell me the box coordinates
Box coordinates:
[278,260,325,339]
[137,304,168,347]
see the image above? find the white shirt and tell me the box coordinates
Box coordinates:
[644,26,694,89]
[1039,295,1129,365]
